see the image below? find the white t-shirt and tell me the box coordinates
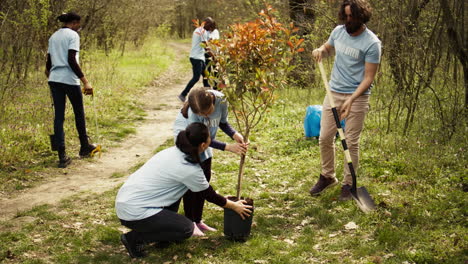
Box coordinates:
[210,29,220,40]
[327,25,381,94]
[115,146,209,221]
[48,28,81,85]
[189,27,210,61]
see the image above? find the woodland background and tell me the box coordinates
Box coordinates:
[1,0,466,140]
[0,1,466,263]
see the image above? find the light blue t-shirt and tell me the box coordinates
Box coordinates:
[47,28,81,86]
[327,25,381,94]
[173,90,229,161]
[115,146,209,221]
[189,27,210,61]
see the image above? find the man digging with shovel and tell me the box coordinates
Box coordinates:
[309,0,381,203]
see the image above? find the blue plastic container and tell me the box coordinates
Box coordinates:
[304,105,345,138]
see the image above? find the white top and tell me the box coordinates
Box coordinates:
[47,28,81,85]
[210,29,220,40]
[115,146,210,221]
[189,27,210,61]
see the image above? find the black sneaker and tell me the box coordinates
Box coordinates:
[121,234,145,258]
[58,147,71,168]
[339,185,352,201]
[58,157,71,168]
[309,174,338,196]
[79,144,98,157]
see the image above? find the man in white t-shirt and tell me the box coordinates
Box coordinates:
[178,17,216,102]
[309,0,381,200]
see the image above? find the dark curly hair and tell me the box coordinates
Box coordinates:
[338,0,372,24]
[57,12,81,23]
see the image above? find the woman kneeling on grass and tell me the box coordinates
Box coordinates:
[115,122,252,258]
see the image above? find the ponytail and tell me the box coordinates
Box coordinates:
[176,123,210,164]
[57,12,81,23]
[181,87,214,118]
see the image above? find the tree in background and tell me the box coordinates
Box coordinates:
[208,4,304,197]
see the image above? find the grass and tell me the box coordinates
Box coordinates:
[0,83,466,263]
[0,34,175,193]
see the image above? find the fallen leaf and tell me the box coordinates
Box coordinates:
[186,253,192,259]
[329,233,339,238]
[283,239,294,245]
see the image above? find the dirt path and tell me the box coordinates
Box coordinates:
[0,42,191,221]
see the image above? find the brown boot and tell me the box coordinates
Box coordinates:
[309,174,338,196]
[339,185,352,201]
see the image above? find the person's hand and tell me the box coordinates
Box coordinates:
[232,132,245,144]
[232,200,253,220]
[340,97,354,120]
[225,142,248,155]
[82,82,93,96]
[312,48,323,62]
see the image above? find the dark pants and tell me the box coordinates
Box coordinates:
[120,200,194,244]
[183,158,212,223]
[49,81,88,148]
[180,58,210,97]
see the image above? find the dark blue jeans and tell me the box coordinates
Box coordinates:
[49,81,88,148]
[120,200,194,244]
[180,58,210,96]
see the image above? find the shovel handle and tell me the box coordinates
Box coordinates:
[317,61,357,193]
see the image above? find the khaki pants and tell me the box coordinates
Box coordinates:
[319,91,369,186]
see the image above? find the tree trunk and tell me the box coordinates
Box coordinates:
[288,0,314,35]
[236,129,250,199]
[439,0,467,109]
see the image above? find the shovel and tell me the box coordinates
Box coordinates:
[317,61,376,213]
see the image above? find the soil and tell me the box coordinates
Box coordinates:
[227,196,254,206]
[0,42,191,222]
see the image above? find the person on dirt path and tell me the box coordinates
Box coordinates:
[173,87,248,236]
[45,12,99,168]
[205,22,220,89]
[115,122,252,258]
[178,17,216,102]
[309,0,381,200]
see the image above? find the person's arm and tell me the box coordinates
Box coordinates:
[340,62,379,120]
[219,122,236,138]
[68,50,92,94]
[312,42,335,62]
[210,139,226,151]
[196,186,252,220]
[45,54,52,78]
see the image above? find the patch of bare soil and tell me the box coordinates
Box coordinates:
[0,42,192,222]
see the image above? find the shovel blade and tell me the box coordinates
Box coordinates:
[351,187,376,213]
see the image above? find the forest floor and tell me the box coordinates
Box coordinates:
[0,42,191,222]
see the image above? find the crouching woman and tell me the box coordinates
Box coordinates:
[115,122,252,258]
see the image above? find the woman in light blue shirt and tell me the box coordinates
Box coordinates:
[45,12,98,168]
[116,123,252,258]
